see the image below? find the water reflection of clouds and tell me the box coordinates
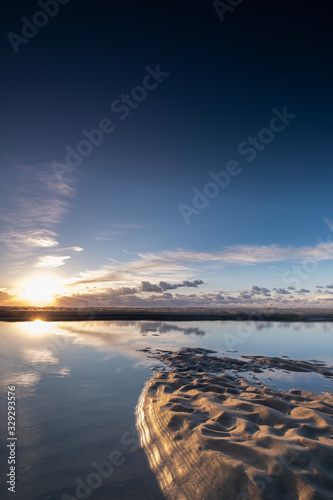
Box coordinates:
[64,322,206,350]
[1,320,333,395]
[249,368,333,394]
[51,320,333,367]
[138,321,205,336]
[65,320,206,338]
[15,360,71,396]
[23,348,59,365]
[61,321,207,369]
[253,322,303,331]
[16,346,69,394]
[0,371,40,390]
[0,322,72,397]
[236,321,333,332]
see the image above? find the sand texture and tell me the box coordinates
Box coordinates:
[136,348,333,500]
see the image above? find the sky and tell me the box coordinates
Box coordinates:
[0,0,333,308]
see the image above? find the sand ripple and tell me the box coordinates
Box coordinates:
[136,348,333,499]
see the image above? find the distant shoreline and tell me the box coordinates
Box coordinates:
[1,307,333,322]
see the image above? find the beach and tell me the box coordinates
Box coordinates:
[1,318,333,499]
[1,0,331,498]
[137,347,333,499]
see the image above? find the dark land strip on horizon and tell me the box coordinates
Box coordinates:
[1,307,333,322]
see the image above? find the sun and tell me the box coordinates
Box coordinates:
[20,276,61,306]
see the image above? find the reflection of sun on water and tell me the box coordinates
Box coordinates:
[22,319,51,336]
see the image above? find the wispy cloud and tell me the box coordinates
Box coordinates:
[68,242,333,288]
[0,229,59,251]
[94,225,143,240]
[324,217,333,233]
[1,163,75,227]
[94,231,120,241]
[35,255,71,268]
[113,224,144,229]
[1,161,74,229]
[27,230,60,248]
[0,161,81,276]
[142,243,333,265]
[67,247,84,252]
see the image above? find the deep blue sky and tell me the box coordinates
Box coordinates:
[1,0,333,307]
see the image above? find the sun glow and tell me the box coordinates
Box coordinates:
[20,276,61,305]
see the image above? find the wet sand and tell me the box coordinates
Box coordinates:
[1,306,333,322]
[136,348,333,499]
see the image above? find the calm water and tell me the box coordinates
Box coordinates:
[0,320,332,500]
